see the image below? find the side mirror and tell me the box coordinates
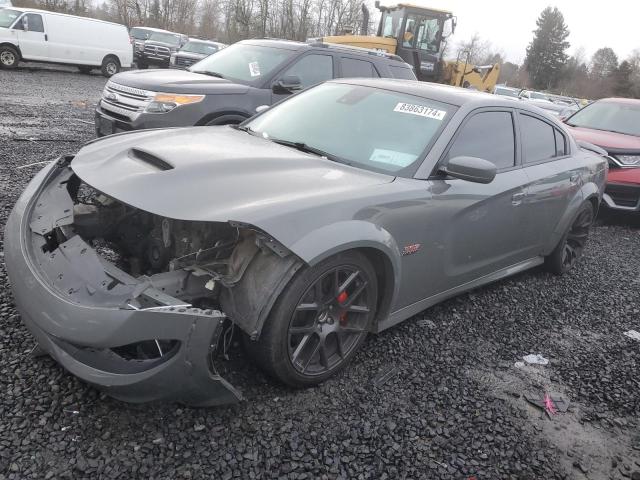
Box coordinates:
[440,156,497,184]
[22,17,28,31]
[272,75,302,94]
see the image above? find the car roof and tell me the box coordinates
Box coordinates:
[239,38,407,63]
[131,26,171,33]
[596,97,640,106]
[6,7,125,26]
[332,78,542,110]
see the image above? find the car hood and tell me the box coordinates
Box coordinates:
[72,127,394,226]
[109,70,249,94]
[175,51,208,60]
[565,126,640,152]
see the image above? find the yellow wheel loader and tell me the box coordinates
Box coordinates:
[320,3,500,92]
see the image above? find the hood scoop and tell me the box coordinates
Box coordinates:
[128,148,173,171]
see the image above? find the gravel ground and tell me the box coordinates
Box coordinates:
[1,65,639,480]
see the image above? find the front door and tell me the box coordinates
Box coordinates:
[422,110,531,296]
[15,13,48,60]
[271,53,334,104]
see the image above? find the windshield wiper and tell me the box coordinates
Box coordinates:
[189,70,225,79]
[269,138,346,163]
[231,124,257,135]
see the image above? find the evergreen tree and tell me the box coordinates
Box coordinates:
[613,60,634,97]
[524,7,570,90]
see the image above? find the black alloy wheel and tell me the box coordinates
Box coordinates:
[246,251,378,387]
[287,265,373,376]
[546,201,594,274]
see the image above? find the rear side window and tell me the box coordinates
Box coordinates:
[282,54,334,88]
[25,13,44,32]
[520,113,561,163]
[390,65,417,80]
[340,57,379,78]
[447,111,515,170]
[554,129,567,156]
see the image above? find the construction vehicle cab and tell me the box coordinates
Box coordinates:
[320,3,500,92]
[377,3,455,82]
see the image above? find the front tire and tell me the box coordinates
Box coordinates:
[246,251,378,387]
[101,56,120,78]
[0,45,19,69]
[545,201,594,275]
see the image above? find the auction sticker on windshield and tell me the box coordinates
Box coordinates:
[249,62,261,77]
[393,103,446,120]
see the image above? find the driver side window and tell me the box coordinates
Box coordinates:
[446,111,516,170]
[281,54,334,89]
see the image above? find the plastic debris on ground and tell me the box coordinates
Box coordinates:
[522,354,549,366]
[623,330,640,341]
[525,392,570,418]
[373,365,397,387]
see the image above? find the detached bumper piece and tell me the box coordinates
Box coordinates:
[4,160,242,406]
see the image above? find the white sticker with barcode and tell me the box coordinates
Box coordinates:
[393,102,446,120]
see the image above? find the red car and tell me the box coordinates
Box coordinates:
[565,98,640,212]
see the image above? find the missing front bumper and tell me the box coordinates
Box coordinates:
[4,160,242,406]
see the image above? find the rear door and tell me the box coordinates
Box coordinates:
[425,109,531,294]
[517,111,580,256]
[338,56,380,79]
[15,12,48,60]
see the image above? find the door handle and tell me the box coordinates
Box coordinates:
[511,192,525,206]
[45,34,48,41]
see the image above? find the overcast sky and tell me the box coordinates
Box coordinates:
[380,0,640,64]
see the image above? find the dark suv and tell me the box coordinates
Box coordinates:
[138,31,188,69]
[95,39,417,136]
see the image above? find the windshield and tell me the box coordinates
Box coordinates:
[567,101,640,136]
[0,8,20,28]
[531,92,550,101]
[495,87,518,98]
[148,32,181,46]
[190,43,295,83]
[246,82,453,176]
[181,41,219,55]
[130,27,154,40]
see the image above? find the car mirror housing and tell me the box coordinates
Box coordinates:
[272,75,302,94]
[441,156,497,184]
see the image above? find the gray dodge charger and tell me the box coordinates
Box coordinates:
[5,79,607,406]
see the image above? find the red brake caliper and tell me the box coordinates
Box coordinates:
[337,291,348,325]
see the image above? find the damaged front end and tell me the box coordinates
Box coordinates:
[4,157,301,406]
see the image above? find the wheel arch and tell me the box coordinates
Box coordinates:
[288,221,402,333]
[0,42,21,58]
[196,110,251,126]
[220,221,401,339]
[543,186,599,255]
[102,54,121,65]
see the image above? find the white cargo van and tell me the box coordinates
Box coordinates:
[0,8,132,77]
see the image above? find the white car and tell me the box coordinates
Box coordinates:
[0,7,132,77]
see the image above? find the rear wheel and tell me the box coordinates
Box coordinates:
[245,251,378,387]
[545,201,594,275]
[0,45,19,69]
[101,56,120,78]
